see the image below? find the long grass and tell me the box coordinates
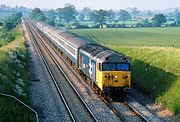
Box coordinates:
[0,25,35,121]
[70,28,180,115]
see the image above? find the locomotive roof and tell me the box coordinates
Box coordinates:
[80,44,129,63]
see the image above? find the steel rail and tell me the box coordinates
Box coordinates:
[24,22,76,122]
[25,20,98,122]
[28,19,152,122]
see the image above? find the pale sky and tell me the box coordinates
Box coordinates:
[1,0,180,10]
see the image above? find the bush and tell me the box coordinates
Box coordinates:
[0,32,15,44]
[3,21,14,30]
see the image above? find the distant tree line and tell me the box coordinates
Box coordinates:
[29,3,180,28]
[1,12,23,30]
[0,12,22,47]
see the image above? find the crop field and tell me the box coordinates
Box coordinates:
[70,27,180,48]
[69,28,180,115]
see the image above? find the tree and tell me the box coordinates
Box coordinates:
[46,20,55,26]
[38,14,47,22]
[118,10,132,22]
[174,9,180,25]
[31,8,41,19]
[3,21,13,30]
[0,22,3,26]
[82,7,91,20]
[152,14,166,27]
[131,7,140,19]
[77,13,85,21]
[90,9,108,28]
[45,9,56,26]
[30,8,45,21]
[106,9,115,22]
[16,12,23,19]
[61,3,77,23]
[46,9,56,21]
[56,8,63,21]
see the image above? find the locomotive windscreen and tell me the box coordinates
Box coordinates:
[102,63,130,71]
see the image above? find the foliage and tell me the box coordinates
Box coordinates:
[0,32,15,45]
[0,25,35,121]
[46,19,55,27]
[0,22,3,26]
[90,9,108,28]
[175,13,180,22]
[106,9,115,22]
[2,12,22,30]
[77,13,85,21]
[37,14,47,22]
[28,4,180,28]
[81,7,92,20]
[60,3,77,23]
[45,9,56,21]
[30,8,46,22]
[130,7,140,18]
[3,21,14,30]
[118,10,132,22]
[152,14,166,27]
[45,9,56,26]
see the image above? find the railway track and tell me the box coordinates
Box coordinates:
[25,21,98,122]
[25,19,161,122]
[32,23,150,122]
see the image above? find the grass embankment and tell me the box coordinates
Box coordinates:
[107,46,180,115]
[70,28,180,115]
[0,25,34,121]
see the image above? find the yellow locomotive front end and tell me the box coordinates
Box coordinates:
[79,44,131,101]
[96,61,131,100]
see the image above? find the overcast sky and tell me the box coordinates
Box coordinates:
[1,0,180,10]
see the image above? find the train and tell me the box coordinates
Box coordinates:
[33,20,131,101]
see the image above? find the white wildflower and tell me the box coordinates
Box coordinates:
[0,73,7,80]
[14,59,21,64]
[14,84,24,96]
[18,64,25,69]
[8,51,17,60]
[16,72,20,77]
[16,78,24,87]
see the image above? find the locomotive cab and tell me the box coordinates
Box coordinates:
[79,44,131,101]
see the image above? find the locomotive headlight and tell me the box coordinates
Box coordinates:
[115,75,118,79]
[104,74,110,80]
[123,74,128,79]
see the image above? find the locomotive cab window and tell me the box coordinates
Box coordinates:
[117,63,130,71]
[102,63,116,71]
[102,63,130,71]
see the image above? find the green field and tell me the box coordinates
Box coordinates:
[69,27,180,115]
[70,27,180,48]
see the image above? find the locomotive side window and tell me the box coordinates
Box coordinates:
[117,63,130,71]
[99,63,102,71]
